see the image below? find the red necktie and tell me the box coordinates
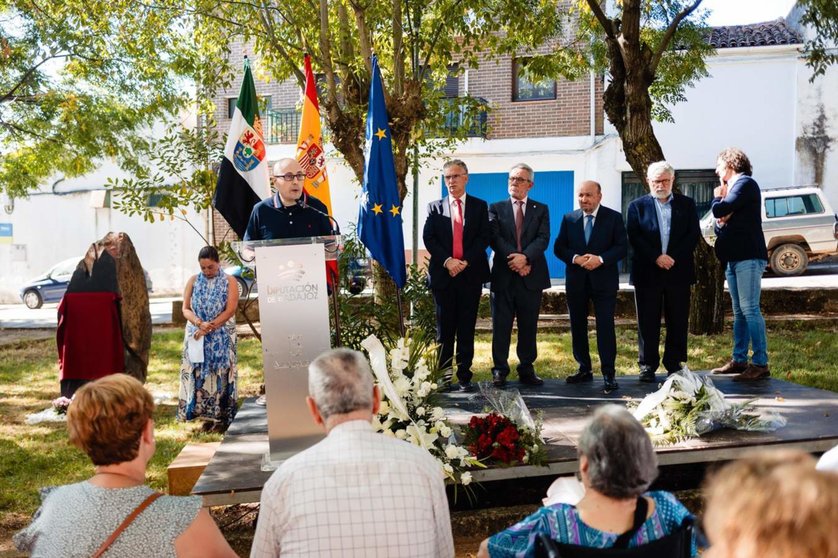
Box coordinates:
[452,198,464,259]
[515,200,524,252]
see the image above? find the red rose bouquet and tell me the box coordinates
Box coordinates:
[465,412,545,466]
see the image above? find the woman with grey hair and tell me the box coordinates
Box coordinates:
[478,405,695,557]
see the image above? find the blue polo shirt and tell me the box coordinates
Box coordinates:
[244,194,333,241]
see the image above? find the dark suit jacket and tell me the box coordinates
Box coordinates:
[711,174,768,263]
[423,195,490,290]
[489,198,551,292]
[553,205,627,292]
[626,194,700,287]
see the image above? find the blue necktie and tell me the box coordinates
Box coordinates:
[584,214,593,244]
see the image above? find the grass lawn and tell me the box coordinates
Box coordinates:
[1,321,836,552]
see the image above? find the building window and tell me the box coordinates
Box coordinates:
[227,95,272,118]
[441,64,460,98]
[513,58,556,102]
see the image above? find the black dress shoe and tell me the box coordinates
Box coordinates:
[638,368,657,383]
[492,371,508,388]
[603,377,620,394]
[519,373,544,386]
[458,382,475,393]
[566,370,594,384]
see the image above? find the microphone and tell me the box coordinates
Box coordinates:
[297,192,341,235]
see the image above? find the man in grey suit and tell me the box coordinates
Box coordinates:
[489,163,551,387]
[553,180,628,394]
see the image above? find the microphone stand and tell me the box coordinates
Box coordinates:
[297,196,342,345]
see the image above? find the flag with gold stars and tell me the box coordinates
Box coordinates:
[358,55,406,288]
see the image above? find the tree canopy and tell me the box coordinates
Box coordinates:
[0,0,221,200]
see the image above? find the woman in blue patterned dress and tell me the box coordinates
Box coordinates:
[478,405,696,558]
[178,246,238,432]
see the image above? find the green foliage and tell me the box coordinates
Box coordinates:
[333,229,436,352]
[797,0,838,79]
[0,0,228,200]
[518,0,714,126]
[108,126,223,234]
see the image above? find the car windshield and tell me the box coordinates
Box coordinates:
[49,258,80,278]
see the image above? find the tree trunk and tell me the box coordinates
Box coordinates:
[689,241,725,334]
[600,32,723,335]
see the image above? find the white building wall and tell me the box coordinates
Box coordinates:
[793,57,838,210]
[650,45,800,187]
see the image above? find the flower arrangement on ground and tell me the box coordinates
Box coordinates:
[629,368,787,446]
[361,333,483,485]
[52,396,72,415]
[464,386,547,467]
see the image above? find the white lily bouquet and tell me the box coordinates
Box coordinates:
[629,368,787,446]
[361,334,483,485]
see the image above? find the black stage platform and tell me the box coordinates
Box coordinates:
[191,373,838,506]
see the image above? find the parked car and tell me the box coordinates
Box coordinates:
[700,186,838,276]
[225,265,257,298]
[19,257,153,309]
[225,257,372,299]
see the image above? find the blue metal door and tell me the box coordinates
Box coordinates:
[440,171,574,278]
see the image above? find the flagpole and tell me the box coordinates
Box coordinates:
[412,146,419,267]
[395,287,406,337]
[330,265,341,346]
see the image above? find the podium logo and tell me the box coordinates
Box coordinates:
[265,260,320,303]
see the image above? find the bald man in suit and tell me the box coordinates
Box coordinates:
[553,180,627,394]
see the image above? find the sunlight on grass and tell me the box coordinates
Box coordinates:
[0,330,265,524]
[1,322,836,539]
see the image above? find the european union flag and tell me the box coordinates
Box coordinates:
[358,55,406,288]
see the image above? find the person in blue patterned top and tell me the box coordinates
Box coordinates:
[178,245,239,432]
[478,405,696,558]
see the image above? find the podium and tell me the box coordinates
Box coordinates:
[232,236,339,464]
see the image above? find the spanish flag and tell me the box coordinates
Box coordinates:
[295,55,332,214]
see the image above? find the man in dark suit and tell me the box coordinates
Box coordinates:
[553,180,627,393]
[488,163,551,388]
[710,147,770,381]
[423,160,490,392]
[626,161,700,384]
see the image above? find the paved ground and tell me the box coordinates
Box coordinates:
[1,261,836,330]
[0,296,180,329]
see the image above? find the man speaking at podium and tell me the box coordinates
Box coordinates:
[244,158,333,241]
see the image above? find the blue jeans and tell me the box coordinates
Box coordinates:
[726,259,768,366]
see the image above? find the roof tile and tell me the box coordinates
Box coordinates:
[710,18,802,48]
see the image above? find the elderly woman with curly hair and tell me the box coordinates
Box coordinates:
[702,449,838,558]
[14,374,236,558]
[478,405,695,557]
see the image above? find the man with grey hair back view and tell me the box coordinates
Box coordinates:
[250,348,455,558]
[626,161,699,384]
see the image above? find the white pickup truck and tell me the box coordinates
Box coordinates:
[701,186,838,276]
